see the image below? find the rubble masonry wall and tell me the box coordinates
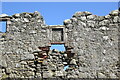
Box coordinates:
[0,10,120,79]
[64,10,119,78]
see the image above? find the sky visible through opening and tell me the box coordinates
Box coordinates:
[50,44,68,70]
[0,21,6,32]
[50,44,65,51]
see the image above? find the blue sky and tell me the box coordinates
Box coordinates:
[0,2,118,50]
[50,44,65,51]
[0,2,118,32]
[1,2,118,25]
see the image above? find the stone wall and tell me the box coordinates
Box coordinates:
[0,10,119,79]
[0,11,50,79]
[1,11,49,54]
[64,10,119,78]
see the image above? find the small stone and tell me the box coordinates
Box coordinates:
[37,19,42,22]
[66,24,73,29]
[41,29,46,33]
[73,31,78,37]
[63,62,67,65]
[37,58,44,61]
[79,72,87,78]
[50,66,57,71]
[27,71,34,76]
[42,52,47,56]
[52,49,58,53]
[99,20,110,26]
[0,61,7,68]
[80,16,86,21]
[99,26,109,31]
[103,50,106,54]
[24,18,29,22]
[33,48,42,52]
[7,21,12,25]
[14,18,20,22]
[98,72,106,78]
[21,54,34,60]
[52,56,56,59]
[64,19,72,25]
[43,71,53,78]
[33,52,38,56]
[14,13,20,18]
[105,15,111,19]
[24,13,31,18]
[71,17,78,22]
[70,59,77,65]
[113,16,119,23]
[110,73,117,78]
[30,30,37,34]
[60,51,65,54]
[36,73,41,77]
[5,68,11,74]
[33,11,41,17]
[84,11,92,16]
[63,54,67,58]
[87,15,96,19]
[55,71,64,77]
[73,12,85,17]
[103,36,109,40]
[96,16,105,21]
[20,61,27,65]
[15,63,21,67]
[0,55,7,68]
[87,21,95,27]
[36,64,41,67]
[42,60,48,65]
[0,14,8,17]
[110,10,119,16]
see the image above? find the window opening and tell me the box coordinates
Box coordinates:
[50,44,65,51]
[0,21,6,32]
[50,44,69,71]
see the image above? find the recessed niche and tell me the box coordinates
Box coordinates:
[52,28,64,42]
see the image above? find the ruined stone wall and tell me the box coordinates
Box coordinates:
[3,12,49,51]
[0,10,119,79]
[64,10,119,78]
[0,11,50,78]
